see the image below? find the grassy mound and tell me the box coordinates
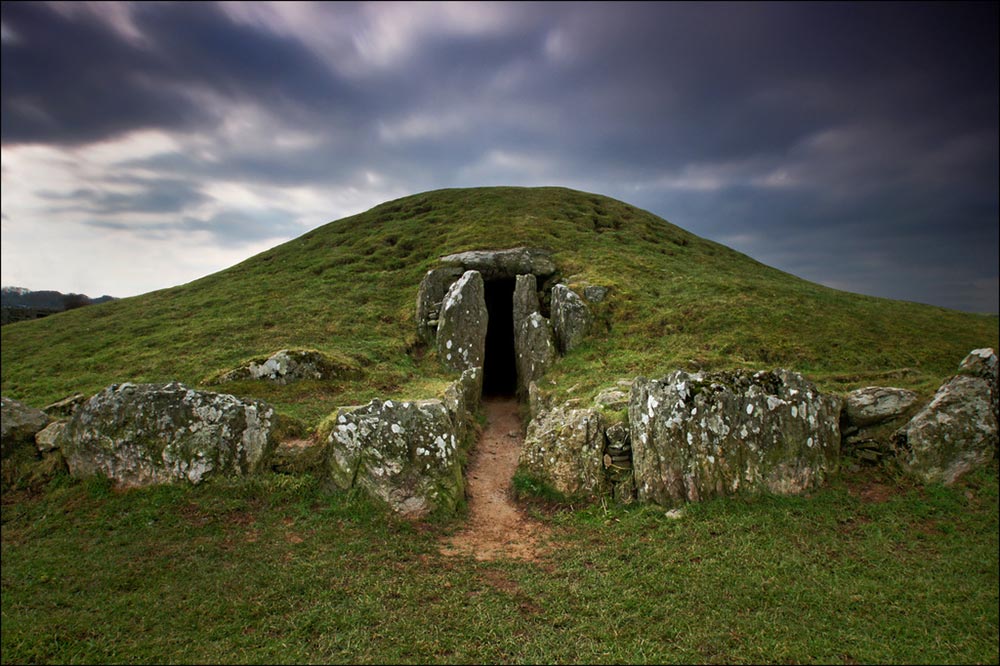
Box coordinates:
[2,186,997,428]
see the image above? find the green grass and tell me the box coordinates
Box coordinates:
[2,464,996,664]
[2,187,996,432]
[2,186,998,662]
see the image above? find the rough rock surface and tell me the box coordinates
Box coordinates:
[59,382,278,487]
[844,387,920,428]
[513,274,541,326]
[603,421,635,502]
[551,284,591,354]
[594,387,629,411]
[326,398,466,517]
[1,396,50,458]
[583,285,609,303]
[958,348,999,420]
[515,312,556,398]
[436,270,488,372]
[439,247,556,280]
[415,266,465,344]
[630,369,842,505]
[894,373,998,485]
[214,349,354,385]
[519,404,606,498]
[35,421,66,454]
[841,386,921,465]
[443,367,483,443]
[42,393,87,418]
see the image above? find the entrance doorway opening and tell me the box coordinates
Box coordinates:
[482,278,517,396]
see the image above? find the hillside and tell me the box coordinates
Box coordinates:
[2,186,997,428]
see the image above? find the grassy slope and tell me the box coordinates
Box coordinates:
[2,186,998,664]
[2,186,997,428]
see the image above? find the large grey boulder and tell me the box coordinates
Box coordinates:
[1,396,50,459]
[515,312,557,398]
[212,349,357,385]
[415,266,464,344]
[59,382,279,487]
[844,387,920,428]
[436,270,488,372]
[551,284,591,354]
[439,247,556,280]
[894,374,997,485]
[326,399,465,517]
[519,405,606,498]
[630,369,842,505]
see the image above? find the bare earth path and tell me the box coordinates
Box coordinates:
[440,398,549,561]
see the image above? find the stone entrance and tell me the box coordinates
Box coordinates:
[416,246,588,401]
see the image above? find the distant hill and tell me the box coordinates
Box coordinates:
[1,186,996,427]
[1,286,116,325]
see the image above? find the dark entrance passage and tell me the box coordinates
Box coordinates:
[482,278,517,395]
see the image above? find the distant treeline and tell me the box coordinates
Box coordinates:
[1,288,116,326]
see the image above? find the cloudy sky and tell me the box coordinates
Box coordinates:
[2,2,997,312]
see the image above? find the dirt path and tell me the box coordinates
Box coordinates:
[440,398,549,561]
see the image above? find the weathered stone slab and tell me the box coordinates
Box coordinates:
[630,369,842,505]
[519,405,606,498]
[583,285,609,303]
[844,387,920,428]
[958,347,998,420]
[326,399,464,517]
[212,349,356,385]
[443,366,483,444]
[551,284,591,354]
[59,382,278,487]
[35,421,66,454]
[436,270,488,372]
[439,247,556,280]
[513,274,541,326]
[894,374,997,485]
[515,312,556,398]
[415,266,465,344]
[1,396,50,459]
[42,393,87,418]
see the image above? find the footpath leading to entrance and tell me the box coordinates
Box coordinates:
[440,398,549,561]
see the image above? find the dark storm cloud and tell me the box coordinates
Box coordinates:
[1,1,996,312]
[1,1,353,144]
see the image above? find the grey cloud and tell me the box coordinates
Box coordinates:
[1,2,996,312]
[85,208,306,247]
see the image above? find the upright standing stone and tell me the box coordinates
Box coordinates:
[958,348,999,421]
[415,267,464,344]
[515,313,557,398]
[513,274,541,325]
[512,274,555,396]
[551,284,591,354]
[436,270,488,372]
